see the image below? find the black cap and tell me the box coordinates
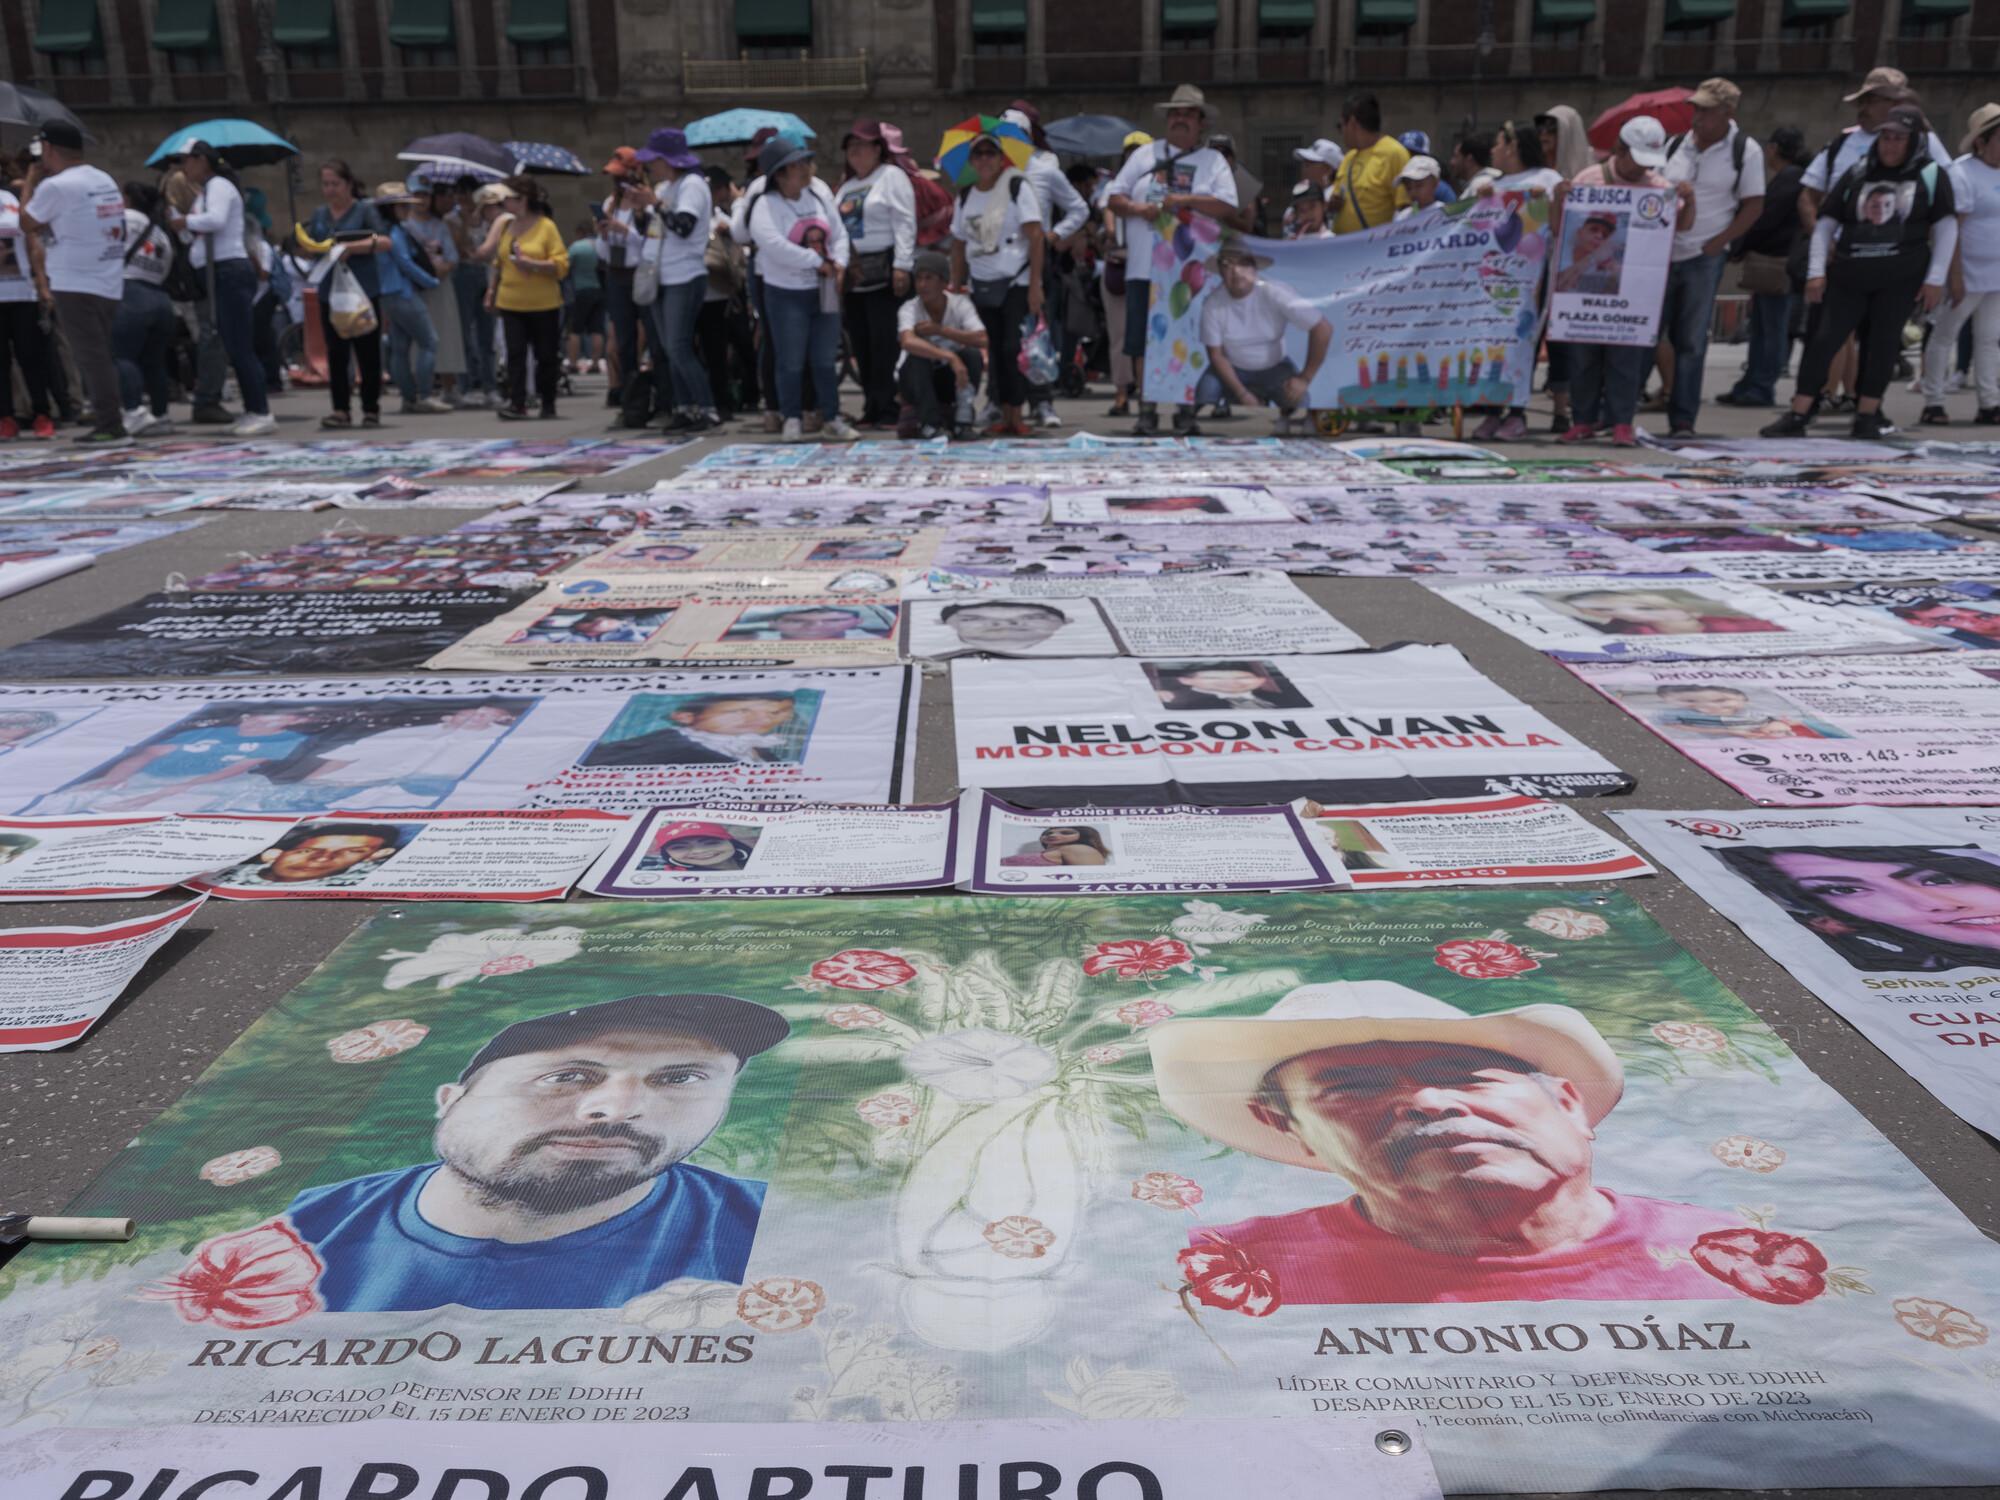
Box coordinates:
[36,121,84,152]
[1879,103,1927,138]
[458,993,791,1082]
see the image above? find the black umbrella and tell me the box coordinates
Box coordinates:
[397,132,515,178]
[1043,114,1140,159]
[0,83,92,152]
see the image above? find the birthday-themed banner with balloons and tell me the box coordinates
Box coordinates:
[1142,195,1549,413]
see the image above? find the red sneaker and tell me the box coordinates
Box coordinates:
[1611,423,1638,447]
[1557,423,1599,444]
[0,418,17,441]
[30,414,56,440]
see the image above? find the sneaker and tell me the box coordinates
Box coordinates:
[1667,425,1698,439]
[896,405,923,440]
[144,417,176,436]
[1639,392,1669,413]
[781,417,805,441]
[361,412,382,428]
[1034,400,1063,429]
[1131,408,1160,437]
[0,418,16,440]
[230,412,277,437]
[986,420,1030,438]
[1851,410,1889,441]
[1761,410,1813,438]
[1548,411,1570,433]
[1920,405,1950,426]
[1171,405,1201,437]
[538,403,558,419]
[1826,394,1857,415]
[1494,412,1528,441]
[803,411,824,435]
[1471,413,1503,440]
[762,411,783,434]
[72,426,127,445]
[1611,423,1638,447]
[122,407,155,437]
[821,417,859,442]
[1977,407,2000,425]
[497,404,531,421]
[1948,370,1968,393]
[1557,423,1599,444]
[29,415,55,440]
[191,403,234,425]
[414,397,455,415]
[978,401,1000,426]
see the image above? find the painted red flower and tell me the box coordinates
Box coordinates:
[825,1003,888,1030]
[736,1276,826,1333]
[1433,939,1541,980]
[983,1215,1058,1259]
[1892,1297,1989,1349]
[855,1090,917,1128]
[1177,1240,1280,1317]
[811,949,917,991]
[199,1146,283,1187]
[1083,1044,1125,1064]
[1113,999,1176,1027]
[478,955,535,976]
[1652,1020,1728,1053]
[325,1019,429,1064]
[1084,937,1193,981]
[1690,1228,1828,1305]
[147,1220,324,1329]
[1132,1172,1204,1210]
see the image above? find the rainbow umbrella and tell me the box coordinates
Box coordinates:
[936,115,1033,187]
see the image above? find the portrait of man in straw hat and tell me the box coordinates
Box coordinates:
[1149,982,1744,1303]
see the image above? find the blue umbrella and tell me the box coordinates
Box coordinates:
[147,118,298,168]
[506,140,589,175]
[406,158,503,188]
[683,109,815,148]
[1043,114,1139,160]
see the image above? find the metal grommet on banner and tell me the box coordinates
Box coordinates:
[1374,1430,1412,1456]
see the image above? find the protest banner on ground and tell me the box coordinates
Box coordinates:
[1299,792,1653,886]
[330,478,571,509]
[904,573,1363,658]
[1428,573,1925,660]
[1045,487,1298,525]
[189,533,606,592]
[0,814,287,900]
[967,795,1339,893]
[1547,182,1674,345]
[189,810,623,901]
[196,484,360,511]
[0,552,89,599]
[583,800,959,898]
[0,670,918,816]
[429,576,903,671]
[0,896,202,1050]
[0,517,205,557]
[1280,483,1937,527]
[1658,551,2000,583]
[953,645,1632,808]
[1788,579,2000,650]
[5,891,1998,1494]
[1613,521,1979,556]
[579,527,944,576]
[0,485,221,517]
[0,589,521,679]
[1615,807,2000,1138]
[1143,197,1545,412]
[1569,653,2000,804]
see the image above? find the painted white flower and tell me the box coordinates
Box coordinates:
[1170,900,1269,954]
[382,926,584,992]
[902,1028,1058,1102]
[622,1278,744,1332]
[1044,1356,1190,1419]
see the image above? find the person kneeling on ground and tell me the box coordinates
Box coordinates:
[896,250,988,438]
[1197,244,1330,436]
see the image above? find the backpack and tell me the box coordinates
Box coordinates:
[154,216,205,304]
[1667,128,1753,193]
[957,174,1028,207]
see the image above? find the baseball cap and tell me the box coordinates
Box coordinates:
[458,993,791,1082]
[1121,130,1154,150]
[912,249,951,279]
[602,145,640,178]
[1689,77,1741,111]
[163,134,208,161]
[1396,154,1441,184]
[1293,138,1343,167]
[1399,130,1432,156]
[34,121,84,152]
[1844,66,1910,104]
[1619,115,1669,168]
[1878,103,1926,138]
[653,820,736,845]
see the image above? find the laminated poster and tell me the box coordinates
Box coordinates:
[1545,182,1674,347]
[578,527,944,576]
[1787,579,2000,651]
[3,892,1998,1494]
[1568,653,2000,805]
[1658,550,2000,584]
[0,670,918,816]
[428,576,903,671]
[1299,793,1654,887]
[0,552,88,599]
[0,895,202,1050]
[1044,487,1299,525]
[188,533,606,592]
[0,814,287,900]
[952,645,1633,808]
[1281,482,1936,527]
[330,478,572,509]
[0,517,205,556]
[1427,573,1923,661]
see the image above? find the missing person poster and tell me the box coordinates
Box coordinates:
[1660,549,2000,584]
[1428,573,1923,661]
[0,670,918,816]
[189,810,625,901]
[429,576,903,671]
[952,645,1632,808]
[1788,579,2000,651]
[1547,183,1674,346]
[1614,807,2000,1138]
[0,552,89,599]
[4,892,1998,1494]
[188,533,605,592]
[579,527,944,576]
[967,794,1339,893]
[0,896,202,1050]
[903,573,1364,659]
[333,478,571,509]
[0,814,287,900]
[1569,653,2000,805]
[0,590,521,679]
[583,801,959,898]
[1045,488,1299,525]
[1299,793,1653,887]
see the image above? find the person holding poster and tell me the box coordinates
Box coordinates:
[1196,245,1330,436]
[1149,984,1743,1303]
[282,992,790,1310]
[1554,118,1690,448]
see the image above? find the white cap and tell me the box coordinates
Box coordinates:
[1619,115,1669,169]
[1293,138,1344,167]
[1001,108,1033,133]
[1397,154,1442,184]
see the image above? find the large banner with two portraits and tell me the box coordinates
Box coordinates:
[3,892,1996,1493]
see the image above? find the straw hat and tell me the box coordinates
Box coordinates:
[1155,83,1212,117]
[372,180,420,206]
[1148,981,1625,1172]
[1844,65,1910,104]
[1961,102,2000,156]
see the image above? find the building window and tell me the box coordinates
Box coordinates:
[283,41,340,68]
[163,42,224,71]
[736,0,811,57]
[44,46,109,76]
[516,39,572,65]
[972,0,1025,54]
[1162,0,1217,49]
[389,0,457,65]
[35,0,108,73]
[508,0,571,64]
[1353,0,1415,39]
[274,0,339,68]
[1258,0,1313,44]
[1661,0,1733,33]
[1897,0,1967,37]
[1531,0,1593,43]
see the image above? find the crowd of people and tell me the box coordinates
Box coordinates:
[1,64,1996,444]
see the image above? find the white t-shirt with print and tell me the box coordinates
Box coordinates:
[0,191,34,303]
[1198,274,1324,370]
[837,164,918,271]
[25,163,127,299]
[655,172,713,288]
[1107,142,1237,281]
[1949,153,2000,294]
[952,172,1044,287]
[121,209,174,288]
[895,289,983,371]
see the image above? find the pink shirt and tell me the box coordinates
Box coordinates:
[1197,1189,1746,1304]
[1569,163,1670,190]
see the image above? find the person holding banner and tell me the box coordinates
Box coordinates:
[1196,245,1331,435]
[1555,118,1694,447]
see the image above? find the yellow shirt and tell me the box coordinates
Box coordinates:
[496,214,568,312]
[1333,136,1412,234]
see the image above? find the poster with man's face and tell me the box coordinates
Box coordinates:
[6,892,2000,1495]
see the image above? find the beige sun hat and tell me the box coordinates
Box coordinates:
[1962,102,2000,156]
[372,180,420,206]
[1156,83,1212,117]
[1147,980,1625,1172]
[1844,65,1910,104]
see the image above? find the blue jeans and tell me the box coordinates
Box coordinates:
[655,275,713,413]
[1662,251,1726,431]
[1123,276,1150,362]
[382,290,438,403]
[114,280,177,415]
[1569,341,1646,429]
[1730,290,1794,405]
[1195,359,1300,410]
[453,263,495,394]
[764,284,840,421]
[211,258,269,414]
[602,267,641,399]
